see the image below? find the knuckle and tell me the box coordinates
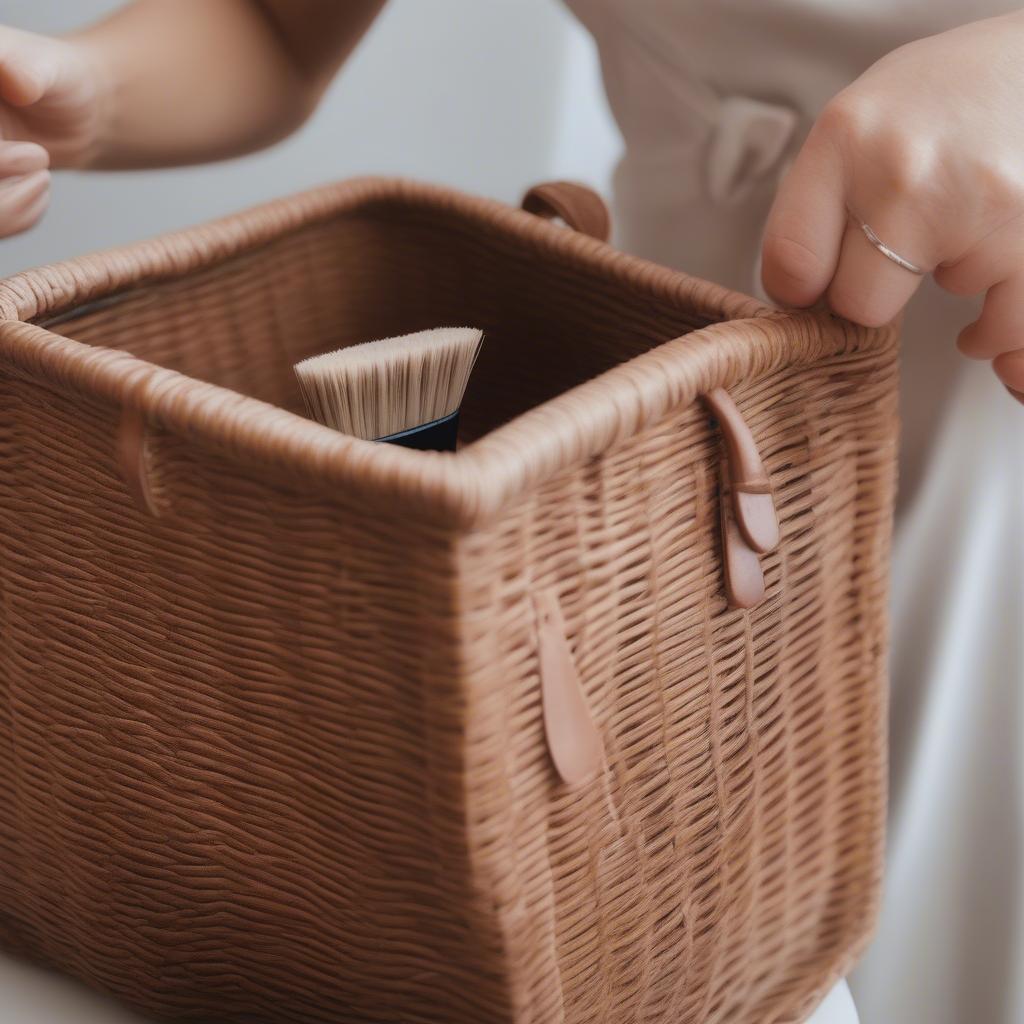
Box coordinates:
[876,137,940,198]
[818,94,941,199]
[818,93,878,142]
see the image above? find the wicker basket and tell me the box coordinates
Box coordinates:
[0,178,898,1024]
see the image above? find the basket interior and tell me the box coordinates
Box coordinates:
[38,197,723,443]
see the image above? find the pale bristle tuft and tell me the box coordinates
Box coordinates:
[294,327,483,440]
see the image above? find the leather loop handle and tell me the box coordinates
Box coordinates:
[703,388,780,610]
[117,406,161,517]
[534,588,604,786]
[521,181,611,242]
[705,388,780,555]
[719,465,767,609]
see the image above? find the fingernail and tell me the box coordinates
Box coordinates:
[1004,384,1024,406]
[2,143,49,174]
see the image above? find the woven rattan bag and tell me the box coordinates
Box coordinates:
[0,178,898,1024]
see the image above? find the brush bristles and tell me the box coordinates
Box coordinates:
[294,327,483,440]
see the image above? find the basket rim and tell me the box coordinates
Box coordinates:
[0,176,896,527]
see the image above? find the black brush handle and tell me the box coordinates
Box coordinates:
[378,410,460,452]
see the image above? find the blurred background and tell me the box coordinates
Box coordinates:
[0,1,618,1019]
[0,0,621,278]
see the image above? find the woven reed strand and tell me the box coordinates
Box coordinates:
[0,178,899,1023]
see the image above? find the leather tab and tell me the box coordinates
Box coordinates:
[117,406,160,517]
[705,388,780,554]
[521,181,611,242]
[533,588,604,786]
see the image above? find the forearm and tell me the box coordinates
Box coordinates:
[70,0,384,169]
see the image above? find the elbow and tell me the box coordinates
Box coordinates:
[233,74,325,156]
[268,81,323,141]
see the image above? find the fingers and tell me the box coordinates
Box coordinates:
[0,167,50,238]
[955,272,1024,394]
[0,140,48,176]
[956,275,1024,361]
[763,104,933,328]
[760,122,847,307]
[0,31,57,107]
[0,31,54,240]
[0,140,51,237]
[945,272,1024,400]
[993,351,1024,399]
[825,212,928,327]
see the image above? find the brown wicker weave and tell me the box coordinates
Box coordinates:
[0,177,898,1024]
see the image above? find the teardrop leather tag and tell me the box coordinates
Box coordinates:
[533,589,604,786]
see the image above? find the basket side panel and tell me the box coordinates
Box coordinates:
[0,375,510,1023]
[458,337,898,1024]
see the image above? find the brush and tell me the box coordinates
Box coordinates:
[294,326,483,451]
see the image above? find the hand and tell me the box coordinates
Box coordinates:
[0,24,106,238]
[761,12,1024,402]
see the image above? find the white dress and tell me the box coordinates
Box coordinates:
[564,2,1024,1022]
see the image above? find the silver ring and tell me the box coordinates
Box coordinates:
[858,221,926,275]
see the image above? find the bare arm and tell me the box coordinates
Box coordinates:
[0,0,385,178]
[74,0,386,168]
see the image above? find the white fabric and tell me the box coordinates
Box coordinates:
[0,933,858,1024]
[0,954,148,1023]
[565,2,1024,1023]
[808,980,861,1024]
[852,356,1024,1022]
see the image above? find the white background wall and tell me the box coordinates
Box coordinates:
[0,2,617,1020]
[0,0,621,277]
